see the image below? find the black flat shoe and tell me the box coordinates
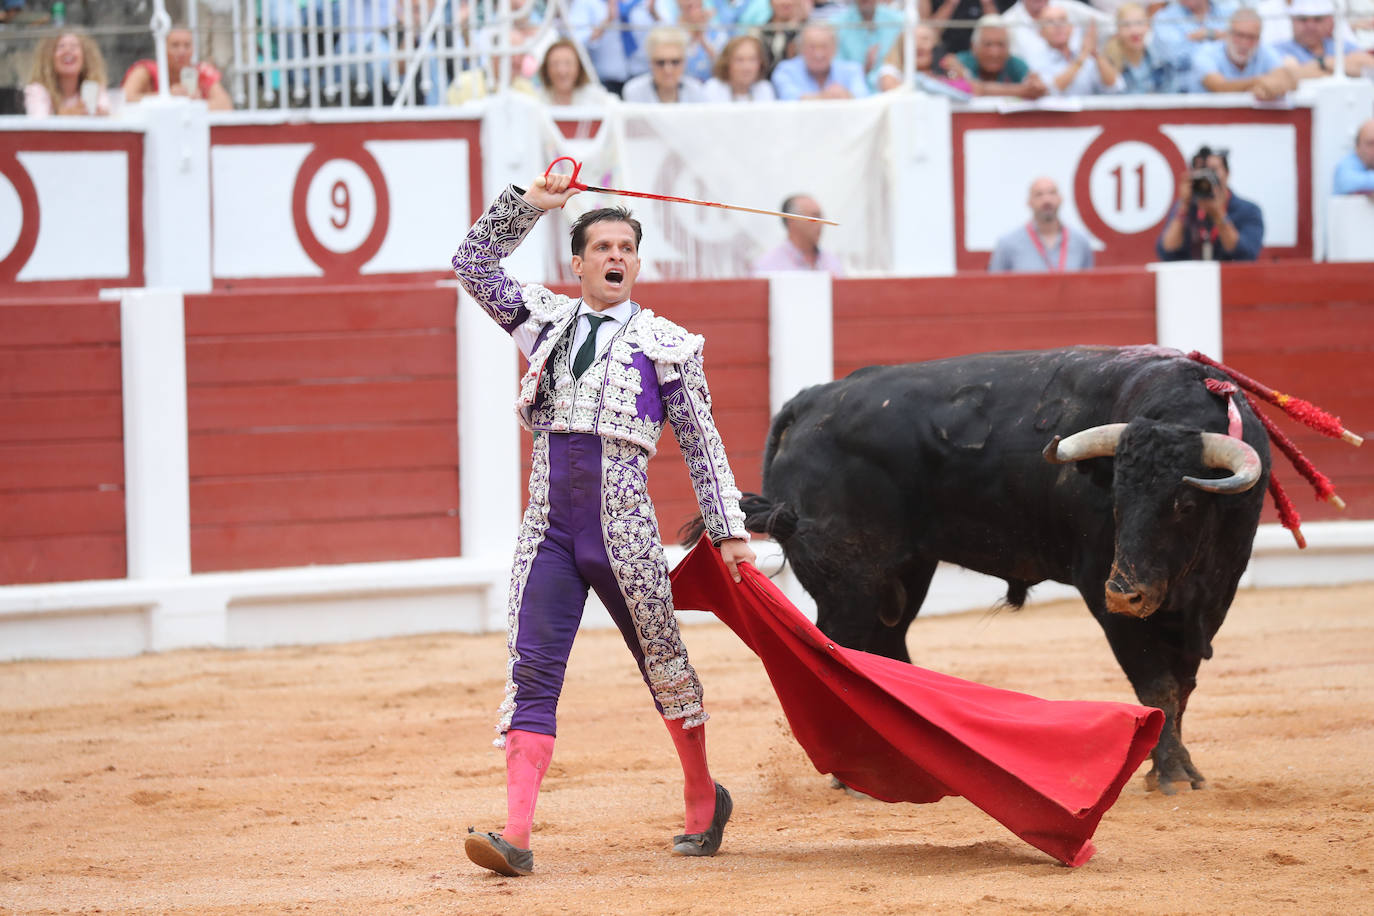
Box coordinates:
[672,783,732,856]
[465,827,533,876]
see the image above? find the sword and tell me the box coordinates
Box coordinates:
[534,157,839,226]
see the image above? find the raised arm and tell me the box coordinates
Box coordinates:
[451,173,580,335]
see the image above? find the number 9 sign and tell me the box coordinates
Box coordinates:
[291,143,390,278]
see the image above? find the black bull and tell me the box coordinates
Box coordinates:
[695,346,1270,795]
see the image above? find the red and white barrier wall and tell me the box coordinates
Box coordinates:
[1,87,1372,659]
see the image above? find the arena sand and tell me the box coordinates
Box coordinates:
[1,582,1370,915]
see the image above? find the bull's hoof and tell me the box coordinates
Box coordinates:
[1144,765,1207,795]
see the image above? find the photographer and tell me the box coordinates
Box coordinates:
[1156,146,1263,262]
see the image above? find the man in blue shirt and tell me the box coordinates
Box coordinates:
[1188,8,1297,99]
[1333,119,1374,197]
[772,21,871,99]
[1150,0,1237,86]
[831,0,906,87]
[1157,146,1264,261]
[1270,0,1374,77]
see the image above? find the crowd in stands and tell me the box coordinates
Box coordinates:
[5,0,1372,117]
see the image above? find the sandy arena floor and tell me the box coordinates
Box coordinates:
[1,581,1371,915]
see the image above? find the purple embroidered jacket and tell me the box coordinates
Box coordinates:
[452,185,747,544]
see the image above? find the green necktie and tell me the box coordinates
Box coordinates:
[572,313,613,378]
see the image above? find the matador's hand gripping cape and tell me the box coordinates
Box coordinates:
[670,536,1164,867]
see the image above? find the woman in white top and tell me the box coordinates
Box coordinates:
[702,34,777,102]
[24,30,111,117]
[536,38,610,107]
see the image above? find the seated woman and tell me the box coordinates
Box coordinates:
[702,34,776,102]
[25,29,111,116]
[535,39,609,106]
[1101,2,1176,94]
[122,25,233,109]
[875,22,973,98]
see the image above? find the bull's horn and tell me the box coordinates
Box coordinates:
[1183,432,1263,494]
[1042,423,1128,464]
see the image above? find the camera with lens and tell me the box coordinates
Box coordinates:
[1190,167,1219,199]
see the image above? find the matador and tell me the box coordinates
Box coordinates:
[453,170,756,877]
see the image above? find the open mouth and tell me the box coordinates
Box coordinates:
[605,269,624,284]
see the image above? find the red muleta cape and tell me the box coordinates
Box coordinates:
[669,537,1164,867]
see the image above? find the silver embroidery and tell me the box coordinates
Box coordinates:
[494,431,553,748]
[600,438,708,727]
[665,352,748,543]
[451,186,543,329]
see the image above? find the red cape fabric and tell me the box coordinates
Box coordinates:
[669,537,1164,867]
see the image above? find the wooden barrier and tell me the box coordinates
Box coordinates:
[0,298,127,584]
[183,286,461,571]
[832,268,1158,379]
[1222,262,1374,525]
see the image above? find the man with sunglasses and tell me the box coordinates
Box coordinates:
[623,26,707,102]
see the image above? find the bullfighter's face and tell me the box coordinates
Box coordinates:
[572,220,641,310]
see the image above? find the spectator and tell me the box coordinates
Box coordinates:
[1003,0,1110,63]
[988,177,1094,272]
[1251,0,1363,46]
[832,0,905,85]
[923,0,1001,55]
[718,0,775,30]
[196,0,237,74]
[752,194,845,274]
[1156,145,1263,261]
[957,14,1049,98]
[1188,8,1296,99]
[1333,118,1374,197]
[122,25,234,110]
[1150,0,1236,84]
[1271,0,1374,78]
[876,22,974,96]
[568,0,667,95]
[1101,2,1176,93]
[772,20,871,98]
[702,34,778,100]
[535,38,610,106]
[24,30,111,117]
[679,0,730,83]
[756,0,812,76]
[1029,6,1120,94]
[623,27,707,102]
[0,1,24,25]
[447,16,539,104]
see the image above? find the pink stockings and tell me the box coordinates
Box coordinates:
[499,719,715,847]
[662,717,717,835]
[501,729,555,849]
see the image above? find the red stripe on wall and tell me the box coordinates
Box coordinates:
[184,286,461,572]
[0,298,126,584]
[1222,262,1374,524]
[833,269,1157,379]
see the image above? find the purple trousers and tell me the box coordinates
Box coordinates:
[494,432,706,744]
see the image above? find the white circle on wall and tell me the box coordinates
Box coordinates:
[1086,141,1175,235]
[304,158,377,254]
[0,172,21,261]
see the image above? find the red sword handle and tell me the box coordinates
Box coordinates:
[543,156,588,191]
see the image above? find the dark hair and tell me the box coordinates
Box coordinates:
[1192,145,1230,171]
[570,207,642,256]
[538,38,589,91]
[779,193,808,227]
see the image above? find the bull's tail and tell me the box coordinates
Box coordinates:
[675,493,800,547]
